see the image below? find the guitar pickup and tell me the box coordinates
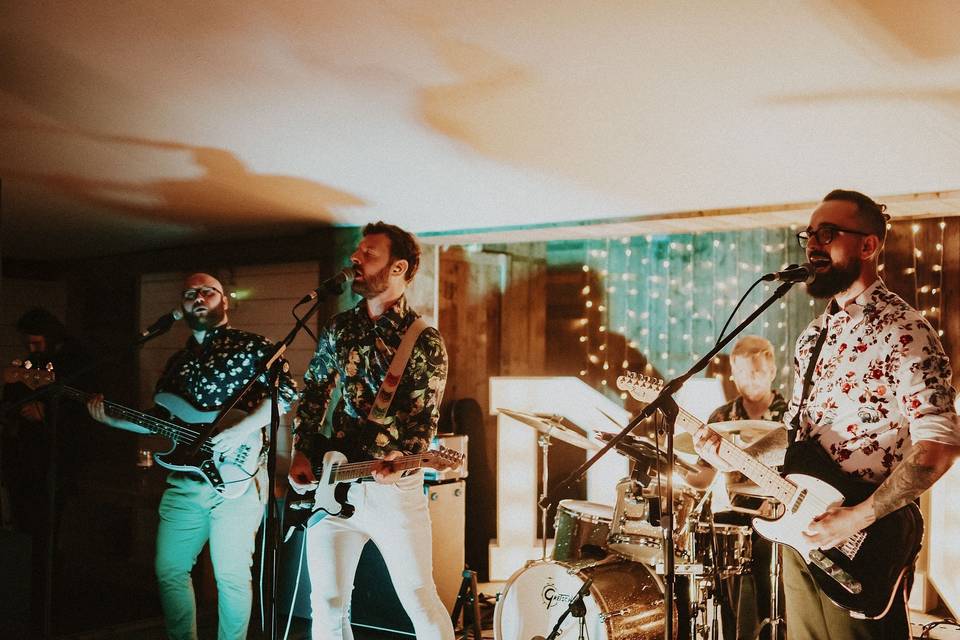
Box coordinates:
[809,549,863,594]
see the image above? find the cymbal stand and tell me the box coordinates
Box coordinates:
[538,433,553,560]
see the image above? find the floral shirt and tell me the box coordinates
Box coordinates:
[707,390,789,425]
[293,296,448,462]
[156,325,297,414]
[784,280,959,483]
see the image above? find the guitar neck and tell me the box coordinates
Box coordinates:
[59,386,194,445]
[674,405,796,504]
[316,453,430,483]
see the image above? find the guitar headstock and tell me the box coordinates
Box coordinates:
[3,361,56,390]
[615,371,665,403]
[423,446,465,471]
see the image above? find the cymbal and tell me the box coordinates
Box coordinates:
[709,420,783,443]
[595,432,699,473]
[497,408,599,450]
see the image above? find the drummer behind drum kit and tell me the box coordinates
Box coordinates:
[493,407,783,640]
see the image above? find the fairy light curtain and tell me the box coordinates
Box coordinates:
[552,220,948,404]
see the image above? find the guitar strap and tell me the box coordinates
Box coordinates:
[366,317,429,436]
[789,319,829,444]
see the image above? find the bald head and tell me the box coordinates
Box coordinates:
[181,273,228,330]
[184,272,225,292]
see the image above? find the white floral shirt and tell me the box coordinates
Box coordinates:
[784,280,959,483]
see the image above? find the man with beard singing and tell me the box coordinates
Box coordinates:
[695,190,960,639]
[289,222,453,640]
[88,272,297,640]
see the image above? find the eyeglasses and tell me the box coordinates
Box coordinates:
[796,226,870,249]
[182,287,224,301]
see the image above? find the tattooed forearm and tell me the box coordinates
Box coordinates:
[871,441,952,521]
[745,427,789,467]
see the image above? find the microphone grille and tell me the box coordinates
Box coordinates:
[172,309,184,320]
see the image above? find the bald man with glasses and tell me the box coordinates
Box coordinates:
[88,273,297,640]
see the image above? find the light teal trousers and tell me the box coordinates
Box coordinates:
[155,472,264,640]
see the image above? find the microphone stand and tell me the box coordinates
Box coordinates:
[540,280,798,640]
[188,280,347,640]
[542,577,592,640]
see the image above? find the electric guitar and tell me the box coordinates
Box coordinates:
[617,372,923,619]
[285,445,464,535]
[65,387,262,499]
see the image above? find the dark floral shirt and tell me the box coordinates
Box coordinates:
[784,280,959,482]
[707,390,788,425]
[294,296,448,462]
[156,325,297,414]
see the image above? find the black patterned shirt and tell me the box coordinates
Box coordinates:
[156,325,297,414]
[294,296,448,461]
[707,390,789,425]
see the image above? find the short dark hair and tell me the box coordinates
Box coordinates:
[16,307,66,344]
[823,189,889,245]
[362,221,421,282]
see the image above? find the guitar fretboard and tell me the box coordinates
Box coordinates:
[313,453,435,484]
[59,386,214,455]
[673,406,796,504]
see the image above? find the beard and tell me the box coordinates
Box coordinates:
[806,255,862,299]
[185,299,227,330]
[351,264,391,298]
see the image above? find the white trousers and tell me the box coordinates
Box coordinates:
[305,471,455,640]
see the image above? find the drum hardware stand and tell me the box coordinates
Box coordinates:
[538,433,553,560]
[752,541,784,640]
[543,280,799,640]
[451,566,483,640]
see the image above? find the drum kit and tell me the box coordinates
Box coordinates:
[493,409,784,640]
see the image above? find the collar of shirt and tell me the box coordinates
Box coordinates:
[819,279,886,330]
[186,323,230,350]
[356,295,411,332]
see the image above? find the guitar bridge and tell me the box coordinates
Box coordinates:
[838,532,866,560]
[809,549,863,594]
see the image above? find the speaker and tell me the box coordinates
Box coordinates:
[351,480,466,634]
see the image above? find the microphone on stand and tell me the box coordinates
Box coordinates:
[761,263,815,284]
[140,309,184,337]
[297,268,356,304]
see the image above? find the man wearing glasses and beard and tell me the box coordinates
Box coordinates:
[695,190,959,639]
[88,273,297,640]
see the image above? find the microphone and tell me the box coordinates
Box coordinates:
[140,309,184,337]
[761,263,815,284]
[297,268,355,304]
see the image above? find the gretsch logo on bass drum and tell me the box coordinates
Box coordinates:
[541,577,574,610]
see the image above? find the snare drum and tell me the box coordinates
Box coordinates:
[607,479,698,565]
[552,500,613,561]
[494,557,677,640]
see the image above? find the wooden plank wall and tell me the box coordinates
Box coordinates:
[437,244,547,581]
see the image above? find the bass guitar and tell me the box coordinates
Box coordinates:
[617,372,923,619]
[285,445,464,534]
[66,387,262,499]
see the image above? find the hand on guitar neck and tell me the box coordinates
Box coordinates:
[371,450,407,484]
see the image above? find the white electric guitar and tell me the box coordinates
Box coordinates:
[617,372,923,618]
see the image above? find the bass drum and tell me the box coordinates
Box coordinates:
[494,558,677,640]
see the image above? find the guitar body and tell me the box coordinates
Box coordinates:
[148,393,262,499]
[283,444,463,539]
[752,440,923,618]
